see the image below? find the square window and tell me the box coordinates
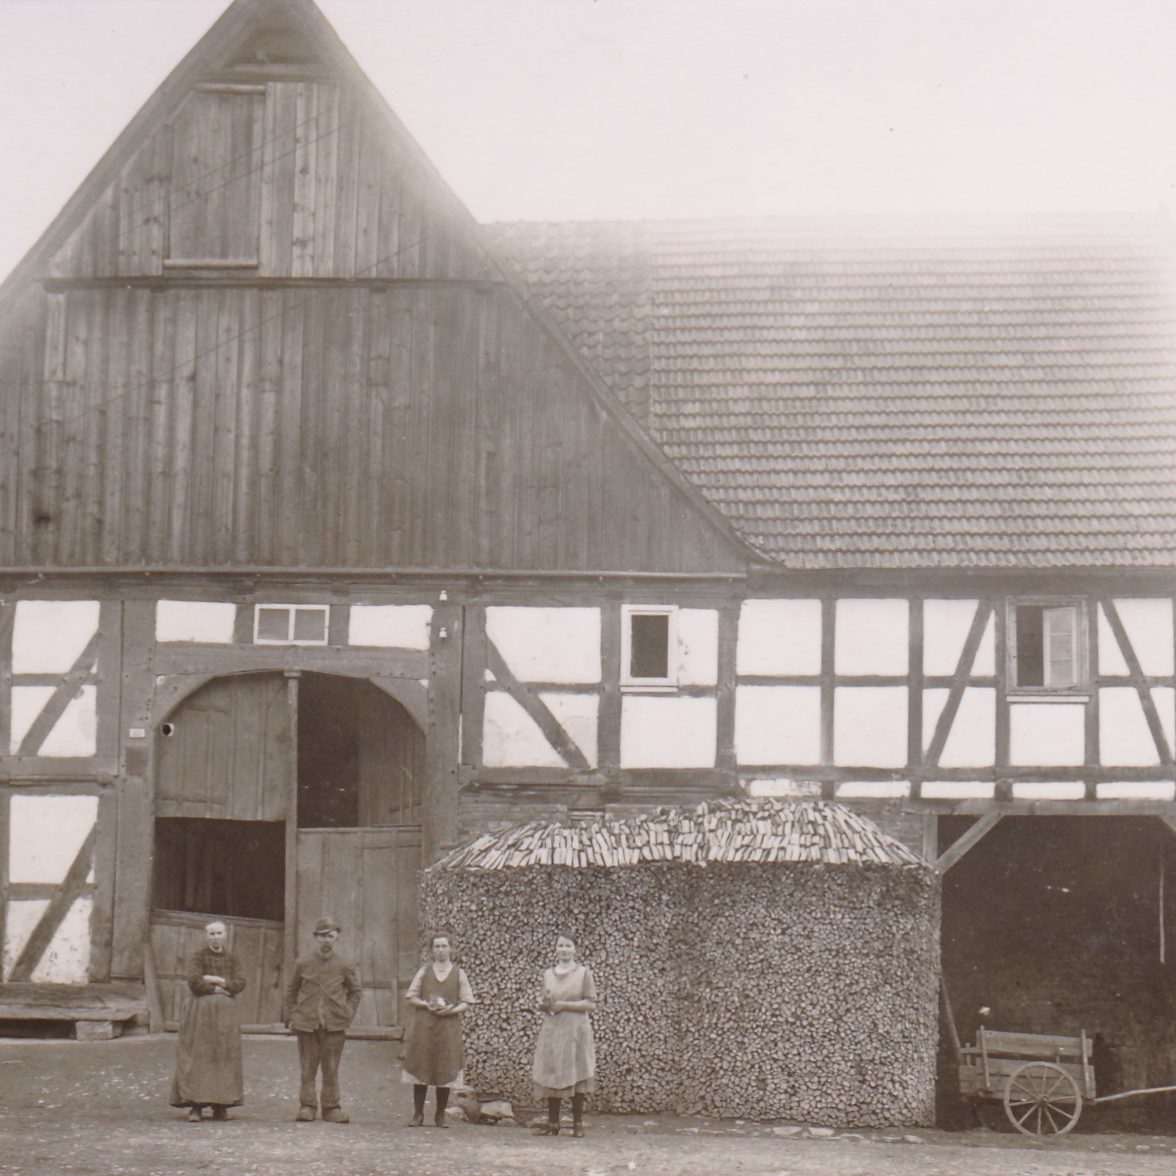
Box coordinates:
[621,606,677,687]
[254,604,329,646]
[1009,600,1086,691]
[255,606,289,643]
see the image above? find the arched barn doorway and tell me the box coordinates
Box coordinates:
[148,672,424,1034]
[940,816,1176,1130]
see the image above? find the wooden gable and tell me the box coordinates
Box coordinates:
[0,0,744,575]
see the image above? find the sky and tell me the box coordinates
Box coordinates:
[0,0,1175,277]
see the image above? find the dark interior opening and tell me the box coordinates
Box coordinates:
[630,613,669,678]
[153,817,284,922]
[939,816,1176,1131]
[297,672,425,828]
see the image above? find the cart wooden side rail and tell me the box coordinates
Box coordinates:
[959,1027,1095,1136]
[960,1026,1176,1137]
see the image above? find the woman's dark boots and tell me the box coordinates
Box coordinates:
[409,1084,426,1127]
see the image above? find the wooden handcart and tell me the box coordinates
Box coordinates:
[959,1026,1176,1137]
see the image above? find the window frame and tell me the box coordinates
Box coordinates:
[253,603,330,647]
[1005,597,1088,695]
[620,604,678,690]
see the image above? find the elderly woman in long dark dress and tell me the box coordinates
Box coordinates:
[402,932,474,1127]
[169,920,246,1122]
[531,933,596,1137]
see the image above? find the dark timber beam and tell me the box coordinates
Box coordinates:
[936,814,1003,875]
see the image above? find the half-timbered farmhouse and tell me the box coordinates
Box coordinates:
[2,0,1176,1111]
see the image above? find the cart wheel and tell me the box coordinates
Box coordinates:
[1003,1062,1083,1136]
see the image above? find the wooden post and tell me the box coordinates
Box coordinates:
[423,601,462,862]
[283,671,300,1004]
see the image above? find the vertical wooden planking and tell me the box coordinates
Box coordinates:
[69,292,98,562]
[261,82,298,278]
[291,83,318,278]
[297,285,326,566]
[118,291,152,564]
[375,150,403,279]
[277,293,304,564]
[146,290,174,560]
[313,83,340,277]
[211,291,241,564]
[474,290,501,566]
[354,112,383,278]
[232,287,261,565]
[397,163,422,278]
[187,289,217,560]
[370,291,404,562]
[168,290,197,562]
[255,289,283,564]
[338,288,366,567]
[332,86,360,278]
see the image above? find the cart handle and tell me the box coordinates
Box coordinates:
[1091,1084,1176,1105]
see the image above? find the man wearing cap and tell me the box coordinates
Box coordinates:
[284,918,363,1123]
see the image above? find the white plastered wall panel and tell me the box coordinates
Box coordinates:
[1098,599,1174,678]
[735,685,821,765]
[736,599,822,676]
[10,601,101,757]
[10,686,98,756]
[833,687,908,767]
[482,694,566,768]
[155,600,236,643]
[923,600,995,676]
[1009,703,1086,766]
[1099,686,1176,766]
[541,693,599,768]
[349,604,434,650]
[3,794,98,983]
[922,688,996,767]
[835,600,909,676]
[486,607,601,683]
[11,601,100,673]
[620,696,717,768]
[3,898,94,983]
[676,609,718,686]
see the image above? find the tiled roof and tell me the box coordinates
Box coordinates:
[488,214,1176,569]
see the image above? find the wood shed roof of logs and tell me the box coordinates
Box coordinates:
[435,799,927,871]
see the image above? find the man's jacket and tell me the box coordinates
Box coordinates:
[284,951,363,1032]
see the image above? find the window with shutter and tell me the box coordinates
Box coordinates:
[1009,600,1085,691]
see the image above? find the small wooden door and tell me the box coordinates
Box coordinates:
[295,826,422,1029]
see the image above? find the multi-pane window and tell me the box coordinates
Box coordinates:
[1010,601,1085,690]
[254,604,329,646]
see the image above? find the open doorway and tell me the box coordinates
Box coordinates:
[940,816,1176,1130]
[150,671,424,1033]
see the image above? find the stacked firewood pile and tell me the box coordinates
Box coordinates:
[422,799,938,1126]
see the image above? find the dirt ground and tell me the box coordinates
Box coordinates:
[1,1035,1176,1176]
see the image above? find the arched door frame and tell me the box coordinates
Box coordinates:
[151,665,428,1022]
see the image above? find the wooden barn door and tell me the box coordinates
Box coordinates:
[295,825,422,1031]
[151,673,291,1027]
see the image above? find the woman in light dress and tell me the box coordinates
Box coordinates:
[531,933,596,1138]
[402,932,474,1127]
